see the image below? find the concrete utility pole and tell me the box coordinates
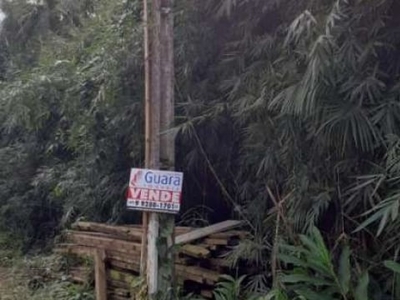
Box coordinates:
[141,0,175,298]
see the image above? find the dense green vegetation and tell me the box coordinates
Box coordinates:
[2,0,400,298]
[0,0,144,250]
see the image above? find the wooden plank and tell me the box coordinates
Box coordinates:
[175,220,242,245]
[57,246,140,261]
[208,230,249,240]
[180,244,210,258]
[95,249,107,300]
[111,288,130,297]
[73,223,192,235]
[175,267,203,284]
[66,229,116,237]
[66,232,141,253]
[106,250,140,263]
[107,279,129,289]
[107,269,137,285]
[55,244,95,256]
[197,243,217,251]
[122,224,142,228]
[184,265,220,281]
[175,227,193,234]
[70,223,143,241]
[204,238,229,246]
[108,259,140,273]
[174,256,192,265]
[175,265,220,284]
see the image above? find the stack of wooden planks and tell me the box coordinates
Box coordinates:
[55,220,247,300]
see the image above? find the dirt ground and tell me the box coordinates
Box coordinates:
[0,266,26,300]
[0,267,8,287]
[0,267,12,298]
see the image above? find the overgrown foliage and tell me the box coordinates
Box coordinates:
[2,0,400,298]
[271,228,369,300]
[176,0,400,297]
[0,0,144,249]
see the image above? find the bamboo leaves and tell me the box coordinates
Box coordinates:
[384,260,400,274]
[275,228,369,300]
[338,245,351,295]
[355,192,400,236]
[354,272,369,300]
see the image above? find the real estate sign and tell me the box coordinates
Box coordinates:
[126,168,183,214]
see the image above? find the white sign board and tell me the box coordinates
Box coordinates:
[126,168,183,214]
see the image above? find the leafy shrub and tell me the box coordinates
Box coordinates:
[268,228,369,300]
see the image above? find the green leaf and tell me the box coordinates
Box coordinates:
[263,289,288,300]
[294,288,335,300]
[307,257,333,276]
[354,272,369,300]
[394,273,400,300]
[384,260,400,274]
[278,254,308,268]
[354,209,385,233]
[312,228,331,263]
[281,274,332,286]
[377,208,390,236]
[279,244,308,255]
[299,234,320,255]
[391,198,399,221]
[338,245,351,295]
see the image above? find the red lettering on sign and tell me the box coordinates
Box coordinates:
[128,188,181,203]
[172,192,180,203]
[149,190,160,201]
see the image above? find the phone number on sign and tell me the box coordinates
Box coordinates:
[127,200,180,211]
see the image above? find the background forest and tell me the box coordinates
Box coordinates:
[2,0,400,299]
